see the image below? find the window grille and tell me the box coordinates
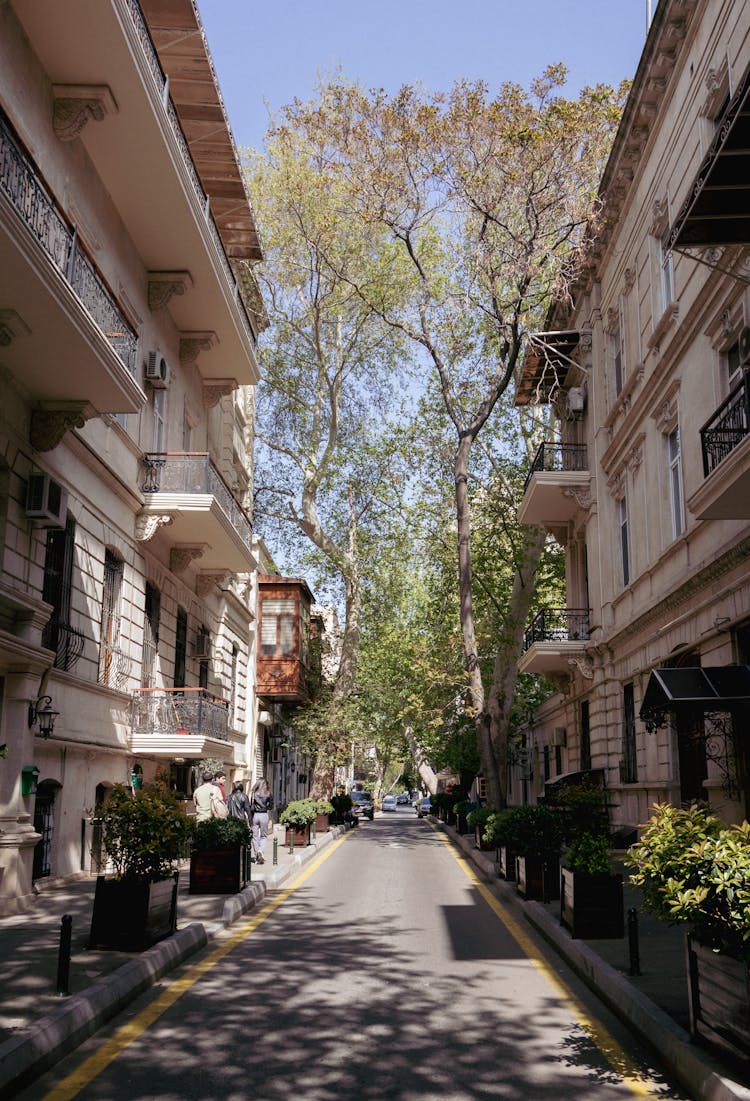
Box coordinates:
[142,582,160,688]
[174,606,187,687]
[99,551,128,689]
[42,518,84,672]
[620,683,638,783]
[580,700,591,772]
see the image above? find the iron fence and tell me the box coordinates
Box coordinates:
[700,373,750,476]
[523,607,591,651]
[131,687,230,742]
[142,453,252,549]
[523,442,588,495]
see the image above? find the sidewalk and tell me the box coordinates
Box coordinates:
[444,822,750,1101]
[0,822,344,1099]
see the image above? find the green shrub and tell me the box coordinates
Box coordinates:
[453,799,470,817]
[99,783,194,881]
[312,799,334,816]
[194,817,250,851]
[330,793,353,817]
[279,799,318,827]
[467,806,492,830]
[566,831,612,876]
[626,802,750,961]
[482,809,515,848]
[552,783,610,842]
[501,804,566,858]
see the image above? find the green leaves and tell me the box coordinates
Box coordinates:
[99,783,194,881]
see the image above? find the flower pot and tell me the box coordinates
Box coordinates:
[285,824,311,847]
[89,872,178,951]
[686,935,750,1063]
[560,867,623,939]
[516,854,559,901]
[499,846,517,881]
[189,846,248,895]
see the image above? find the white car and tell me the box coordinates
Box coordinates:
[381,794,397,812]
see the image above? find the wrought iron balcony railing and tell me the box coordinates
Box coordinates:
[131,687,230,742]
[700,373,750,477]
[0,111,138,375]
[41,618,86,673]
[98,642,132,691]
[523,607,591,652]
[523,442,588,495]
[124,0,256,346]
[141,452,252,550]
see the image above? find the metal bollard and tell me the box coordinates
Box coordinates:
[627,907,641,976]
[56,914,73,997]
[273,836,278,865]
[288,830,294,855]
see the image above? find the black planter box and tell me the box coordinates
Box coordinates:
[687,935,750,1064]
[189,846,247,895]
[516,855,559,901]
[475,827,495,852]
[499,846,517,881]
[89,872,178,951]
[560,867,624,939]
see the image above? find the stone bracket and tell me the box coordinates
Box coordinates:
[52,85,117,141]
[30,402,95,452]
[179,331,217,367]
[147,271,193,313]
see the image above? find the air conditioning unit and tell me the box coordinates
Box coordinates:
[25,472,68,527]
[739,325,750,365]
[144,352,168,387]
[566,387,586,417]
[551,727,567,747]
[194,632,211,659]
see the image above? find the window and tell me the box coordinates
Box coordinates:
[580,700,591,772]
[99,551,124,689]
[152,389,166,452]
[42,517,81,671]
[174,606,187,687]
[620,683,637,783]
[667,428,685,538]
[261,598,296,657]
[619,496,630,587]
[724,338,743,392]
[230,645,239,724]
[611,324,624,396]
[658,227,674,314]
[142,583,160,689]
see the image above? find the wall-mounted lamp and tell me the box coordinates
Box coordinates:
[28,695,59,739]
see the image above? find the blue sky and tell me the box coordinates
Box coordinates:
[197,1,654,151]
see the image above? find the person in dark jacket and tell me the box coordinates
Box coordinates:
[249,777,273,864]
[227,781,252,826]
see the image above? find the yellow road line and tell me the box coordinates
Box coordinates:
[41,833,352,1101]
[434,828,656,1099]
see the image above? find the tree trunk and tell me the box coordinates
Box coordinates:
[404,726,438,794]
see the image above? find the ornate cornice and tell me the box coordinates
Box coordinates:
[170,545,205,575]
[202,379,238,408]
[147,271,193,312]
[30,402,95,452]
[0,309,30,346]
[179,331,217,367]
[134,513,173,542]
[52,85,117,141]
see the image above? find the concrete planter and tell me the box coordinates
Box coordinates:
[89,872,178,951]
[189,846,248,895]
[560,867,624,939]
[686,935,750,1064]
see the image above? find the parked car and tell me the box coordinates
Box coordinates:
[415,797,432,818]
[396,793,410,805]
[382,794,397,812]
[350,791,375,820]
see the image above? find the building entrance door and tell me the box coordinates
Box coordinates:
[32,782,58,880]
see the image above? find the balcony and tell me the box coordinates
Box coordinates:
[518,443,589,533]
[130,687,229,757]
[138,453,254,573]
[689,375,750,519]
[519,607,591,676]
[12,0,262,383]
[0,112,144,417]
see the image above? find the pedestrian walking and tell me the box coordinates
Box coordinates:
[249,777,273,864]
[194,771,227,821]
[227,780,252,825]
[213,770,227,802]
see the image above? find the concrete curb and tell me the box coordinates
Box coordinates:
[440,823,750,1101]
[0,826,346,1098]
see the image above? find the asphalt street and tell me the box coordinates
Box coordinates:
[15,811,694,1101]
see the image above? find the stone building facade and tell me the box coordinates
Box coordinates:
[0,0,266,913]
[514,0,750,832]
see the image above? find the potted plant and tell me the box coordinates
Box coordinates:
[509,804,565,901]
[482,809,517,877]
[467,806,493,851]
[626,802,750,1063]
[560,831,624,939]
[453,799,471,835]
[312,799,334,835]
[280,798,318,847]
[89,782,193,951]
[189,817,251,895]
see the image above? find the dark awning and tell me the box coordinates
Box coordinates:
[669,64,750,250]
[640,665,750,730]
[515,331,580,406]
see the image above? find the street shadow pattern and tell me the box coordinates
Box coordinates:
[57,818,687,1101]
